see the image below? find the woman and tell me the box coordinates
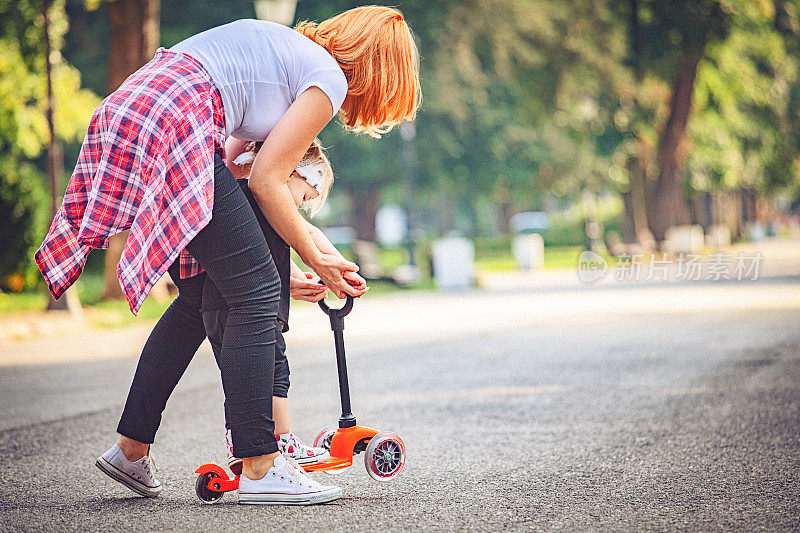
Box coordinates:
[36,6,420,505]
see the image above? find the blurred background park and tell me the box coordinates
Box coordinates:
[2,0,800,324]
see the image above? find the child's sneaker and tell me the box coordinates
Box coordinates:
[225,430,243,476]
[277,432,330,465]
[95,444,162,497]
[238,454,341,505]
[225,430,329,475]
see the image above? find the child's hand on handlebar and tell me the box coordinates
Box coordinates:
[343,270,368,297]
[301,270,367,301]
[290,272,328,302]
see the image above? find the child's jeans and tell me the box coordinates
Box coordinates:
[203,308,290,433]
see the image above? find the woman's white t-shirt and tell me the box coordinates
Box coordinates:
[172,19,347,141]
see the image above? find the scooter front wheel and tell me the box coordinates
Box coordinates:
[364,432,405,481]
[195,471,224,504]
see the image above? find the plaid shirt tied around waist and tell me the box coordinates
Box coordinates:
[35,48,226,314]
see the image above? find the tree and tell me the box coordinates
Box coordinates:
[687,1,800,231]
[633,0,800,239]
[301,0,556,237]
[100,0,160,300]
[632,0,732,241]
[42,0,69,309]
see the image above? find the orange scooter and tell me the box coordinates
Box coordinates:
[194,295,405,504]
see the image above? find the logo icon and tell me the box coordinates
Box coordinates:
[578,251,608,284]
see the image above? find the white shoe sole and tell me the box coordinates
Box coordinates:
[95,456,162,497]
[293,451,330,465]
[238,486,342,506]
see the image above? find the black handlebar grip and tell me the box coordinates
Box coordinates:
[318,294,354,318]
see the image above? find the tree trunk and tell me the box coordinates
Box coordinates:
[461,193,480,238]
[350,187,380,243]
[107,0,160,90]
[628,0,643,81]
[42,0,71,311]
[624,1,656,250]
[702,192,713,231]
[648,57,699,242]
[688,195,699,225]
[628,147,652,245]
[101,0,160,300]
[621,190,636,244]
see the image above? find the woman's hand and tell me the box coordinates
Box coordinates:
[290,272,328,302]
[309,253,364,299]
[301,221,368,297]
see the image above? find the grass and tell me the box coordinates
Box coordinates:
[0,260,434,323]
[0,270,173,329]
[475,255,518,272]
[474,245,616,272]
[86,298,173,328]
[0,291,48,314]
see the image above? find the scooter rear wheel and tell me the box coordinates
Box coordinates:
[195,471,224,504]
[313,424,338,451]
[364,432,405,481]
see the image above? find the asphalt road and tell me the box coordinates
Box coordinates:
[1,279,799,531]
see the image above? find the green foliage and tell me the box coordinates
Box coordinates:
[0,158,46,287]
[687,1,800,197]
[295,0,800,239]
[24,0,800,271]
[63,0,258,96]
[0,0,100,288]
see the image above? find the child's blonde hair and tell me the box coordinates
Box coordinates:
[242,139,333,217]
[300,139,334,217]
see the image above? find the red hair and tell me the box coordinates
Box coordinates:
[295,6,421,137]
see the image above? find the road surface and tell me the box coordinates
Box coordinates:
[1,277,799,531]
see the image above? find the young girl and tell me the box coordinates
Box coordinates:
[202,140,365,479]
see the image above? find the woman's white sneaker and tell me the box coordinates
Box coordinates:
[95,444,162,497]
[238,454,341,505]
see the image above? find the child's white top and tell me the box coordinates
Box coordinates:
[172,19,348,140]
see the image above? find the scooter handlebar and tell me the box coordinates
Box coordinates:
[318,294,354,318]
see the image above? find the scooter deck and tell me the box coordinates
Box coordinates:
[195,425,381,494]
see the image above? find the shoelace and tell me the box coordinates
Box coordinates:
[284,458,320,488]
[285,457,303,476]
[141,455,158,476]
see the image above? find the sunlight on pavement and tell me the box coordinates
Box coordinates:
[361,385,569,408]
[2,279,799,367]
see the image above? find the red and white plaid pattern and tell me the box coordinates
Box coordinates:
[35,48,225,314]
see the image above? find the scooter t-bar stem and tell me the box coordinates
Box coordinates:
[318,295,357,428]
[332,329,356,428]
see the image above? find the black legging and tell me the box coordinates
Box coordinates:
[117,154,282,458]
